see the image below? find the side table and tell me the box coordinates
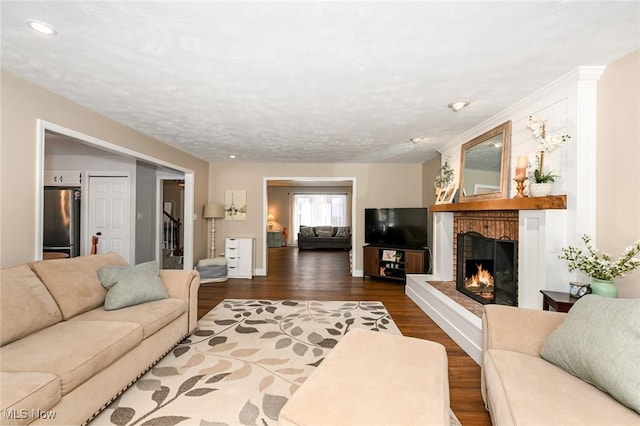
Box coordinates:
[540,290,577,313]
[267,231,282,247]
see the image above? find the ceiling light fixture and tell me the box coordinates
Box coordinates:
[410,137,428,144]
[26,20,58,36]
[448,101,470,112]
[229,154,236,159]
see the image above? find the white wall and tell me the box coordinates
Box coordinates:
[435,53,640,299]
[439,95,574,200]
[437,66,606,294]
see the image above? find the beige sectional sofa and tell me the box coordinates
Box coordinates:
[0,253,200,425]
[482,301,640,426]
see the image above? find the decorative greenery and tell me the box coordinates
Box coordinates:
[559,234,640,281]
[526,115,570,183]
[532,153,558,183]
[434,159,454,189]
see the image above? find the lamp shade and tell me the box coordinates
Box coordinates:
[203,203,224,219]
[267,214,275,222]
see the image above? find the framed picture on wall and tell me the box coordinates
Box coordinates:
[163,201,174,215]
[225,189,247,220]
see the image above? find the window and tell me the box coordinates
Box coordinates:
[292,193,349,241]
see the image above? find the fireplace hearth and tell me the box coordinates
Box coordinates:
[456,232,517,306]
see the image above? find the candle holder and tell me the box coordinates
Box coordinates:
[513,176,527,198]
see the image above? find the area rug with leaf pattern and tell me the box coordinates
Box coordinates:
[91,299,460,426]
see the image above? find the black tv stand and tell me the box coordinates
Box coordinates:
[363,245,430,282]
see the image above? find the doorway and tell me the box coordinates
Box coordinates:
[263,177,357,276]
[87,175,131,261]
[38,120,195,268]
[160,180,185,269]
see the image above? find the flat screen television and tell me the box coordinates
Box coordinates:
[364,208,428,249]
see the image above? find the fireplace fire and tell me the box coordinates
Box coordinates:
[466,261,494,287]
[457,232,517,306]
[464,260,495,302]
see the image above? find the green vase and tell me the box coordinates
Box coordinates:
[590,278,617,298]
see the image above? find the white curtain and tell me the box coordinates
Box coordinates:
[292,193,349,243]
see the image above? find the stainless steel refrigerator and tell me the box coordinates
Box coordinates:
[43,187,81,258]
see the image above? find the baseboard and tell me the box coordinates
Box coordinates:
[405,275,482,365]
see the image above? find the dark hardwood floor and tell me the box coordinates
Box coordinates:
[197,247,492,426]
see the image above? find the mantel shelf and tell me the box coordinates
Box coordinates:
[430,195,566,212]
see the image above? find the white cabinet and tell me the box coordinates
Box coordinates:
[225,237,254,279]
[44,171,82,186]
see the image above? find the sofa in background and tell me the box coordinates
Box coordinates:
[0,253,200,425]
[482,296,640,426]
[297,225,351,250]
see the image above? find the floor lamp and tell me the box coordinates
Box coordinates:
[203,204,224,258]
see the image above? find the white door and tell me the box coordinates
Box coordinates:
[88,176,130,261]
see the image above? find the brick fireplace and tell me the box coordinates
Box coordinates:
[427,195,568,309]
[452,210,518,281]
[456,231,518,306]
[405,195,569,363]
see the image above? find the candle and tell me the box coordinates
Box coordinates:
[515,155,528,178]
[516,155,528,168]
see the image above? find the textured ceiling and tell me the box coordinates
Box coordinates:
[2,1,638,163]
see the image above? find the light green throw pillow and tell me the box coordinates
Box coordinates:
[98,261,168,310]
[540,295,640,413]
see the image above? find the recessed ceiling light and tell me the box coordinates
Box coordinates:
[410,137,428,144]
[448,101,470,112]
[26,20,58,36]
[229,154,236,159]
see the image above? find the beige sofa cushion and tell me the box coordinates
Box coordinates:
[0,320,142,395]
[0,372,60,426]
[484,349,640,426]
[0,265,62,346]
[70,298,186,339]
[30,252,128,320]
